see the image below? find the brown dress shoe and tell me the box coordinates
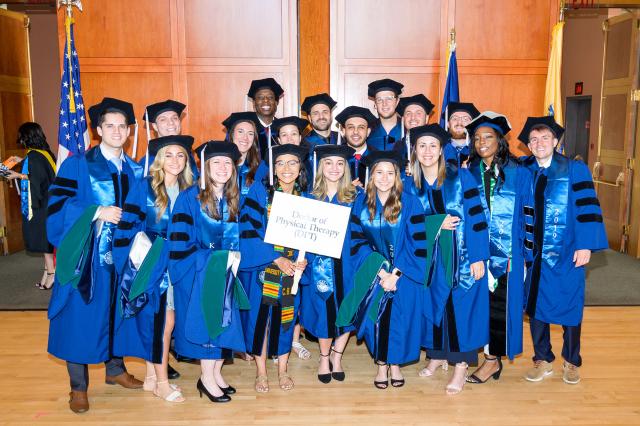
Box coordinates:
[105,372,143,389]
[68,390,89,413]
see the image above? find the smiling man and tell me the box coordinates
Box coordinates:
[367,78,404,151]
[443,102,480,168]
[46,97,144,413]
[301,93,339,147]
[518,116,607,386]
[393,94,435,159]
[247,78,284,158]
[335,106,378,187]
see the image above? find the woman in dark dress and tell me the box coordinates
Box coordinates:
[6,123,56,289]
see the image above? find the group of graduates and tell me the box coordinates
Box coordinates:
[45,77,608,414]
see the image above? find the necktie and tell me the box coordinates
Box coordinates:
[354,154,362,161]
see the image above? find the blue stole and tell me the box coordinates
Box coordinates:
[198,197,240,251]
[20,157,30,218]
[470,161,517,279]
[524,154,569,268]
[359,198,401,264]
[238,163,250,196]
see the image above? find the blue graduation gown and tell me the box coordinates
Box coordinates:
[238,182,302,357]
[238,161,268,202]
[404,167,491,353]
[349,192,427,364]
[110,177,177,363]
[46,146,142,364]
[468,159,531,359]
[304,130,338,148]
[167,185,246,359]
[300,191,359,339]
[522,154,608,326]
[443,141,470,168]
[367,118,402,151]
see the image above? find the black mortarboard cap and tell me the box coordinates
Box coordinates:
[300,93,337,115]
[222,111,260,130]
[397,94,435,116]
[271,116,308,134]
[362,150,404,168]
[247,78,284,99]
[334,106,377,127]
[144,99,186,122]
[446,102,480,120]
[195,141,241,163]
[148,135,194,157]
[518,116,565,143]
[367,78,404,98]
[314,144,355,161]
[88,97,135,128]
[409,124,450,146]
[466,112,512,137]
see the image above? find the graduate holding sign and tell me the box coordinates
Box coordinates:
[46,98,144,413]
[403,124,489,396]
[238,144,309,393]
[340,151,427,390]
[300,144,360,384]
[167,141,248,403]
[112,135,195,403]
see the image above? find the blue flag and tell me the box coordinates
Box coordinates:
[57,16,89,168]
[439,47,459,128]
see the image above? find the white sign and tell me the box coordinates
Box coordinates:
[264,192,351,259]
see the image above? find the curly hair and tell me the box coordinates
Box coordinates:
[312,158,356,204]
[469,126,518,189]
[149,145,194,221]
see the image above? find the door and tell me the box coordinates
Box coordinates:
[0,8,33,255]
[565,96,591,162]
[594,13,638,253]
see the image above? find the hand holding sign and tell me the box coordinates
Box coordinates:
[264,192,351,294]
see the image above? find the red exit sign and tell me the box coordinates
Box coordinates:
[575,82,583,95]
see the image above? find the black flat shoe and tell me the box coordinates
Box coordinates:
[167,364,180,380]
[197,379,231,403]
[219,385,236,395]
[467,357,503,384]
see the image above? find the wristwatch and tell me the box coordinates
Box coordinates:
[393,269,402,277]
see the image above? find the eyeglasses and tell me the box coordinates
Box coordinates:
[449,114,472,124]
[375,96,396,105]
[274,159,300,168]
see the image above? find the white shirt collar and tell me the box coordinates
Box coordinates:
[451,138,467,148]
[258,117,271,128]
[99,143,125,170]
[353,145,367,155]
[536,156,553,168]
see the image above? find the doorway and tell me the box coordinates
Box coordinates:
[565,95,591,162]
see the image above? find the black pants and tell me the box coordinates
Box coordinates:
[66,357,126,391]
[530,317,582,367]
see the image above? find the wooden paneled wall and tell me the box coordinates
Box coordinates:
[58,0,299,158]
[329,0,560,155]
[0,8,32,254]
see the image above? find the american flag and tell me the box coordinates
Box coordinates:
[56,15,89,169]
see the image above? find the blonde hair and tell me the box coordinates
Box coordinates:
[312,159,356,204]
[365,162,403,224]
[198,159,239,222]
[411,138,446,189]
[149,145,194,221]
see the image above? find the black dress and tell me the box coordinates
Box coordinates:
[23,150,55,253]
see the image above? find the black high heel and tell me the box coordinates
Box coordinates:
[219,385,236,395]
[466,356,503,384]
[330,348,345,381]
[374,363,389,389]
[318,352,332,384]
[197,379,231,403]
[390,365,405,388]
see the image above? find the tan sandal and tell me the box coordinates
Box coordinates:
[255,375,269,393]
[278,373,294,391]
[154,380,185,403]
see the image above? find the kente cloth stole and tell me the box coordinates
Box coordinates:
[261,184,299,330]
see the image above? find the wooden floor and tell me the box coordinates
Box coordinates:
[1,307,639,425]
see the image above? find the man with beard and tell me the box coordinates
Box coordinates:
[393,94,435,161]
[335,106,378,187]
[443,102,480,167]
[301,93,339,147]
[247,78,284,158]
[367,79,404,151]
